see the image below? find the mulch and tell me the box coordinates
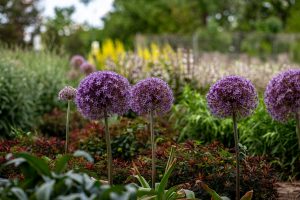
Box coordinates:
[276,182,300,200]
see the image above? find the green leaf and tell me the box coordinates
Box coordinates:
[35,180,55,200]
[220,197,231,200]
[157,146,177,199]
[199,182,223,200]
[14,153,51,177]
[157,158,176,199]
[11,187,28,200]
[133,164,151,188]
[73,150,94,163]
[137,187,155,198]
[3,157,25,167]
[56,193,89,200]
[165,185,179,199]
[54,155,71,173]
[182,189,196,199]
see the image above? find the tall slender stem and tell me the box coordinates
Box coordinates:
[65,100,70,154]
[233,112,240,200]
[104,109,113,185]
[295,112,300,150]
[150,110,156,189]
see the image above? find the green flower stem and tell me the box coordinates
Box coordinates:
[232,112,240,200]
[296,112,300,150]
[150,110,156,189]
[104,110,113,185]
[65,100,70,154]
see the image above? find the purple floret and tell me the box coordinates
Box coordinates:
[80,62,96,75]
[70,55,85,69]
[131,77,174,115]
[58,86,77,101]
[76,71,131,120]
[264,69,300,122]
[207,75,258,119]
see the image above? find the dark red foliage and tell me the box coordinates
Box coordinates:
[92,141,277,200]
[39,108,87,137]
[0,140,20,152]
[32,137,65,157]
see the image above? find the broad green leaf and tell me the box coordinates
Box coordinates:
[14,153,51,177]
[57,193,89,200]
[54,155,71,173]
[199,182,223,200]
[2,158,26,169]
[66,172,84,184]
[182,189,196,199]
[220,197,231,200]
[137,187,155,198]
[11,187,28,200]
[73,150,94,163]
[165,185,179,198]
[35,180,55,200]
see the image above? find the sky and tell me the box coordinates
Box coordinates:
[41,0,114,27]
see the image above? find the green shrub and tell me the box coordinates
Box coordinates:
[195,20,232,53]
[171,86,233,144]
[291,40,300,63]
[0,48,69,137]
[0,60,36,137]
[172,86,299,180]
[241,32,273,59]
[78,119,149,160]
[239,98,299,180]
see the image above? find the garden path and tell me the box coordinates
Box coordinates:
[277,182,300,200]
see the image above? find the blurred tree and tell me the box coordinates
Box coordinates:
[41,6,102,55]
[101,0,256,44]
[41,6,75,51]
[0,0,41,46]
[286,0,300,32]
[102,0,297,45]
[238,0,294,32]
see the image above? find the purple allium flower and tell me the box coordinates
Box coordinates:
[80,62,96,75]
[76,71,131,120]
[130,78,174,115]
[70,55,85,69]
[264,69,300,122]
[58,86,77,101]
[207,75,258,118]
[67,69,80,80]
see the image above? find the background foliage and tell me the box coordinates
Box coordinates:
[0,47,68,137]
[172,86,300,180]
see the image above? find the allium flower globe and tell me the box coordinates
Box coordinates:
[265,69,300,122]
[80,62,96,75]
[70,55,85,69]
[207,75,258,118]
[131,78,173,115]
[58,86,77,101]
[76,71,131,120]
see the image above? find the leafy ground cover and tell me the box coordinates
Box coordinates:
[0,116,277,199]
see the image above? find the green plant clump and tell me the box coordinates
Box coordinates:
[0,48,69,137]
[0,151,139,200]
